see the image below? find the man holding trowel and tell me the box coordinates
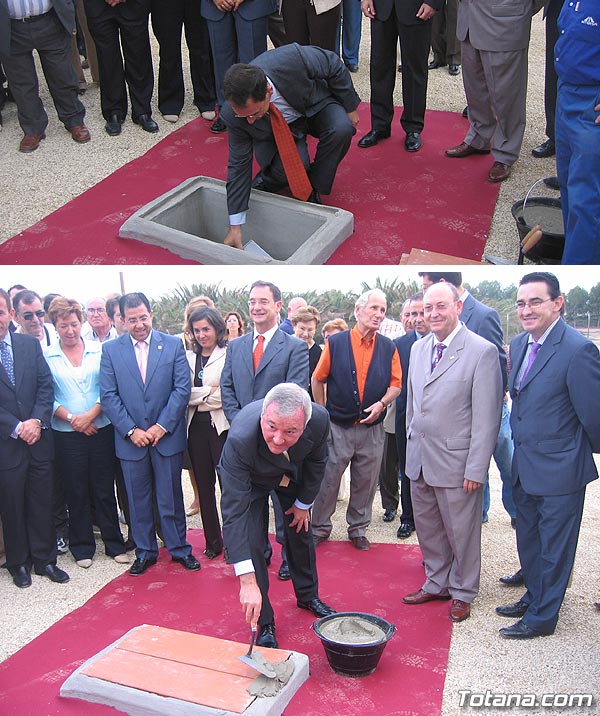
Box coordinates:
[218,383,336,649]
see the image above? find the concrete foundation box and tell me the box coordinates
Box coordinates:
[119,176,354,264]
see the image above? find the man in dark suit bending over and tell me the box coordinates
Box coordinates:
[220,43,360,250]
[218,383,336,648]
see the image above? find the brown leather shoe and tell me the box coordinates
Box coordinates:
[445,141,490,158]
[488,161,511,182]
[19,133,45,153]
[350,535,370,551]
[450,599,471,622]
[403,588,451,605]
[69,124,91,143]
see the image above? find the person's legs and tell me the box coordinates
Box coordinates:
[397,18,431,134]
[150,450,191,559]
[346,423,385,539]
[493,402,516,520]
[184,0,216,112]
[306,102,355,194]
[151,0,185,115]
[340,0,362,66]
[118,7,155,120]
[462,38,495,150]
[120,454,159,560]
[368,15,399,132]
[305,3,340,51]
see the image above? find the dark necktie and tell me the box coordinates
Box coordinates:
[253,335,265,373]
[431,342,446,370]
[0,340,15,385]
[519,342,540,388]
[268,103,313,201]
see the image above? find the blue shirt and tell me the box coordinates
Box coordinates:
[6,0,53,19]
[555,0,600,85]
[44,340,110,432]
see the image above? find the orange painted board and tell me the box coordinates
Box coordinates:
[113,625,292,675]
[82,648,255,713]
[401,248,488,265]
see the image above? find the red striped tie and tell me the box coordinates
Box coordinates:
[268,103,313,201]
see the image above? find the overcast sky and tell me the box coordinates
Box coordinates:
[6,265,598,304]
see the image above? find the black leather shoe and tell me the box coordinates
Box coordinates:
[499,568,524,586]
[11,566,32,589]
[531,139,555,158]
[172,554,201,571]
[358,129,391,148]
[448,64,460,76]
[499,621,552,640]
[543,175,559,190]
[134,114,159,133]
[496,599,529,618]
[105,113,124,136]
[397,522,415,539]
[278,561,291,580]
[383,509,397,522]
[345,63,359,73]
[297,597,336,618]
[35,563,70,583]
[307,189,322,205]
[405,132,422,152]
[462,106,469,118]
[428,59,447,70]
[256,623,278,648]
[203,548,222,560]
[129,557,157,576]
[210,116,227,133]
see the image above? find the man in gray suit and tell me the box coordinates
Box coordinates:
[403,282,502,622]
[218,384,335,648]
[220,43,360,249]
[444,0,543,182]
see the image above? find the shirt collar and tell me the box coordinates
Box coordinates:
[528,317,560,346]
[130,330,152,348]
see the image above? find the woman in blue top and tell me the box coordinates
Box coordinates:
[45,297,128,569]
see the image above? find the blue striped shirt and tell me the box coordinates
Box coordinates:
[6,0,53,20]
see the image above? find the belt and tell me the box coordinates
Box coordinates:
[12,9,53,23]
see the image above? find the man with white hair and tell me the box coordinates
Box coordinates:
[280,296,308,335]
[218,383,335,648]
[82,297,117,343]
[311,289,402,550]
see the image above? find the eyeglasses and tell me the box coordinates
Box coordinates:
[22,310,45,321]
[234,97,269,120]
[515,298,553,311]
[87,307,106,314]
[126,315,151,326]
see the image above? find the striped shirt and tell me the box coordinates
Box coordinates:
[6,0,53,20]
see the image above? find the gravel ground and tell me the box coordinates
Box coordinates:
[1,460,599,715]
[0,16,557,262]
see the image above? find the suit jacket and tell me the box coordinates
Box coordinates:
[0,0,75,56]
[186,346,229,435]
[457,0,542,51]
[218,400,330,563]
[201,0,275,22]
[220,328,309,423]
[0,333,54,469]
[509,319,600,496]
[99,330,191,461]
[405,325,502,487]
[373,0,442,25]
[222,43,361,215]
[461,293,508,391]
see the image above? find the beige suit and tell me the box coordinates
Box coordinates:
[405,325,502,601]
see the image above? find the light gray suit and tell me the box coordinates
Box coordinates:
[406,325,502,602]
[457,0,543,165]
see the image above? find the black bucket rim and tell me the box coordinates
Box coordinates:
[312,611,396,647]
[510,198,564,239]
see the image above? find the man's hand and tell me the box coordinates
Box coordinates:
[285,505,311,533]
[347,110,360,129]
[130,427,151,448]
[18,419,42,445]
[359,400,385,424]
[146,424,167,446]
[361,0,376,18]
[463,479,482,493]
[214,0,236,11]
[224,226,244,250]
[416,2,436,19]
[239,573,262,627]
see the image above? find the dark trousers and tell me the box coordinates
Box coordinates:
[369,12,432,134]
[150,0,216,115]
[0,453,57,571]
[85,1,154,121]
[543,0,562,143]
[53,425,125,561]
[514,480,586,633]
[120,449,191,561]
[379,431,399,511]
[2,10,85,135]
[247,483,319,626]
[282,0,341,52]
[187,416,226,554]
[430,0,460,66]
[52,463,69,540]
[395,424,414,525]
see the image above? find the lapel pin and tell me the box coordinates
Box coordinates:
[157,345,163,350]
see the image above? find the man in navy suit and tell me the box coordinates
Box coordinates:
[496,272,600,639]
[100,292,198,576]
[0,288,69,588]
[218,384,335,648]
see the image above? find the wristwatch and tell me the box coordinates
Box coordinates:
[66,413,73,423]
[126,426,137,439]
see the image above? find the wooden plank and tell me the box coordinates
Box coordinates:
[401,248,489,265]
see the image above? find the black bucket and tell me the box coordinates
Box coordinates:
[511,178,564,264]
[312,612,395,677]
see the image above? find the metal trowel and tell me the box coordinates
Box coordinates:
[238,627,277,678]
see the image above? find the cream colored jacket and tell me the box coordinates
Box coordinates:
[186,346,230,435]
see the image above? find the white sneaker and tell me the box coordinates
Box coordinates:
[113,553,130,564]
[76,558,93,568]
[201,110,216,121]
[162,114,179,123]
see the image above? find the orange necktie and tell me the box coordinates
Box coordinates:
[253,334,265,373]
[268,103,313,201]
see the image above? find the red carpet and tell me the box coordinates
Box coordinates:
[0,531,451,716]
[1,104,499,265]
